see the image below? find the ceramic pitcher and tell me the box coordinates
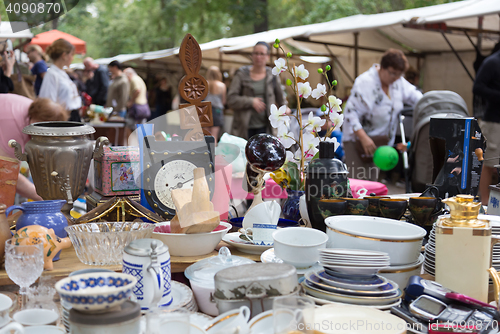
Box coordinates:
[7,200,67,239]
[123,239,172,310]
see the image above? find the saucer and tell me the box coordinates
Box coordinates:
[222,232,272,254]
[0,317,11,329]
[261,248,322,274]
[306,295,402,310]
[316,269,389,290]
[321,263,386,276]
[161,281,195,311]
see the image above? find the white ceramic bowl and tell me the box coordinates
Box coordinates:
[55,272,137,312]
[325,216,426,265]
[378,253,425,288]
[152,222,231,257]
[24,326,66,334]
[13,309,59,326]
[273,227,328,269]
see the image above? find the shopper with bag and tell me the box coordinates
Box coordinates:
[342,49,422,181]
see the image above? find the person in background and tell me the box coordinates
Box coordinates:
[39,38,81,122]
[204,66,226,141]
[473,48,500,205]
[0,94,67,200]
[83,57,109,106]
[151,76,172,120]
[227,41,287,139]
[342,49,422,181]
[106,60,129,118]
[0,50,15,93]
[26,44,48,96]
[124,68,151,124]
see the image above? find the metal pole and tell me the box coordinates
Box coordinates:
[441,32,474,81]
[354,32,359,78]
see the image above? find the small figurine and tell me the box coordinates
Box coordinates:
[12,225,72,270]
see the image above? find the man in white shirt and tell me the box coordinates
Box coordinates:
[343,49,423,181]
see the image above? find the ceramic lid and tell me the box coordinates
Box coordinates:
[69,300,140,325]
[22,121,95,136]
[123,238,169,257]
[184,247,255,287]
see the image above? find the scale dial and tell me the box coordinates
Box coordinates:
[154,160,197,210]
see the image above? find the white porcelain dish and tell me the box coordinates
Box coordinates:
[153,222,231,257]
[321,264,386,276]
[378,254,425,289]
[306,295,401,310]
[273,227,328,269]
[222,232,272,254]
[325,216,426,265]
[13,309,59,326]
[204,306,250,334]
[260,248,322,275]
[314,304,406,333]
[248,310,273,334]
[314,269,389,290]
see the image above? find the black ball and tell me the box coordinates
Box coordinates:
[245,134,286,172]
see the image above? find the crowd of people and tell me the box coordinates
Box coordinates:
[1,37,499,205]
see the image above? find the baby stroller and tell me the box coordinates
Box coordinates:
[409,91,469,193]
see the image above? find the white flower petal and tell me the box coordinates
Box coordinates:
[272,58,287,76]
[329,112,344,131]
[311,83,327,99]
[297,82,312,99]
[294,64,309,80]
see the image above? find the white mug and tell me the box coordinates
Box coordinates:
[205,306,250,334]
[242,223,276,246]
[123,238,172,310]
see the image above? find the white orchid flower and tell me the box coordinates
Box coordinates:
[286,150,296,163]
[302,111,325,133]
[324,136,340,152]
[328,95,342,112]
[311,83,327,100]
[302,132,320,160]
[277,124,295,149]
[272,58,287,76]
[293,64,309,80]
[269,104,290,129]
[329,112,344,131]
[297,82,312,99]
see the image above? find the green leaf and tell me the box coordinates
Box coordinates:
[285,161,301,190]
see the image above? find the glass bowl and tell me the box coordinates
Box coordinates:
[65,222,155,265]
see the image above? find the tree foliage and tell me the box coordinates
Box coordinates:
[0,0,460,59]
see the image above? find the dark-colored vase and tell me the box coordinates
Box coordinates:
[305,142,350,232]
[282,189,304,222]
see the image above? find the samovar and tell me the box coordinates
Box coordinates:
[9,121,109,223]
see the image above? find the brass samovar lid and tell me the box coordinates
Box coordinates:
[23,121,95,136]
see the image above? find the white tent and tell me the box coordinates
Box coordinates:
[0,22,32,46]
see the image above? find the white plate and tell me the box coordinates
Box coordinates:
[321,249,389,257]
[306,294,401,310]
[190,312,213,329]
[302,281,402,306]
[261,248,322,275]
[162,281,194,311]
[314,304,406,333]
[321,264,387,276]
[222,232,272,254]
[319,259,391,267]
[305,271,399,296]
[319,253,390,261]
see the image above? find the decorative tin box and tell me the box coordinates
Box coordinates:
[94,146,140,196]
[213,263,299,317]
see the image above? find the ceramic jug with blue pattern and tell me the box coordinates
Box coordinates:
[123,238,172,310]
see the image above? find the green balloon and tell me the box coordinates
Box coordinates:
[373,146,399,171]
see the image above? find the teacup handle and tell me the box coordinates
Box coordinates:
[243,228,254,243]
[298,218,311,228]
[146,240,163,308]
[0,322,24,334]
[239,306,251,322]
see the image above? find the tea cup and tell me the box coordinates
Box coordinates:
[318,199,347,218]
[13,309,59,326]
[240,223,277,246]
[409,197,439,227]
[205,306,250,334]
[379,199,408,220]
[364,196,390,216]
[342,198,369,215]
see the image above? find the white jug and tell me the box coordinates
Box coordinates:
[123,238,172,310]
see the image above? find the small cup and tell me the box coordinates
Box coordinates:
[24,325,65,334]
[0,294,13,327]
[342,198,369,215]
[273,296,315,334]
[364,196,390,216]
[241,223,277,246]
[379,199,408,220]
[13,309,59,326]
[409,197,439,226]
[318,199,347,218]
[205,306,251,333]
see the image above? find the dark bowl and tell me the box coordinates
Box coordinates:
[228,217,300,233]
[318,199,347,219]
[379,198,408,220]
[342,198,369,215]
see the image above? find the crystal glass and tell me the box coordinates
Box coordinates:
[147,307,191,334]
[5,239,44,304]
[65,222,154,265]
[273,296,316,334]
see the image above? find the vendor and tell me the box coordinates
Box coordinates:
[0,94,67,200]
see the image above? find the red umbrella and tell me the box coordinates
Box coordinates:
[26,29,86,54]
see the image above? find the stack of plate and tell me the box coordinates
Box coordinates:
[319,249,391,275]
[423,224,436,276]
[490,218,500,271]
[164,281,198,312]
[301,249,401,310]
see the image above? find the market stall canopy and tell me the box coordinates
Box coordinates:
[27,29,86,54]
[0,22,32,48]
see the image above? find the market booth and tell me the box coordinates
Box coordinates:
[1,25,500,334]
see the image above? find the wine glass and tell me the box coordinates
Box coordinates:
[273,296,316,334]
[5,239,44,307]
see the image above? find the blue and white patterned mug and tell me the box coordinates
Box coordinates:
[123,238,172,310]
[241,223,277,246]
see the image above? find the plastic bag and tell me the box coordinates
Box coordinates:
[217,133,247,174]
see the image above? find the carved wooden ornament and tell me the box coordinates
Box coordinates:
[178,34,213,140]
